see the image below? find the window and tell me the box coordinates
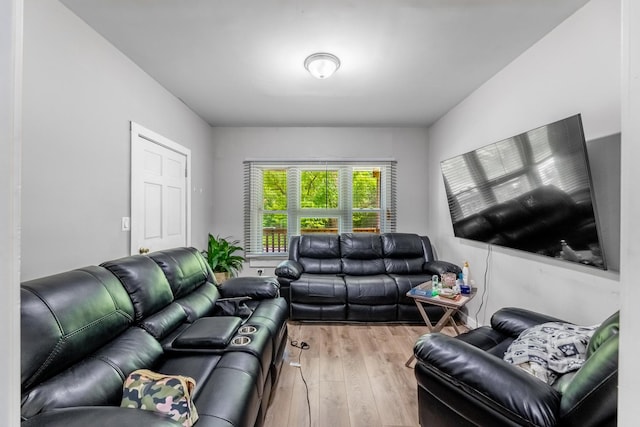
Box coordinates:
[244,160,396,257]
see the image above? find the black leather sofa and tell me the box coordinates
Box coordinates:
[413,307,619,427]
[275,232,461,322]
[21,247,289,427]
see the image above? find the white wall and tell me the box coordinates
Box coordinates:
[21,0,217,280]
[426,0,621,325]
[618,0,640,424]
[1,0,22,424]
[210,126,430,275]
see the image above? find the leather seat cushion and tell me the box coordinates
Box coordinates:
[159,352,263,426]
[342,258,386,275]
[345,275,397,304]
[299,257,342,274]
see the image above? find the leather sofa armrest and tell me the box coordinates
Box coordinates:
[172,316,243,348]
[423,260,462,276]
[218,276,280,300]
[275,259,303,280]
[414,333,561,426]
[490,307,567,337]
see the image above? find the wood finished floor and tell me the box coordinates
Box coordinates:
[263,322,465,427]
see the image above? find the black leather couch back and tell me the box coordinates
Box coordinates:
[101,255,174,322]
[149,247,221,322]
[21,266,165,418]
[21,266,135,390]
[295,234,342,274]
[102,255,189,340]
[149,247,213,298]
[340,233,386,275]
[382,233,432,274]
[288,233,438,276]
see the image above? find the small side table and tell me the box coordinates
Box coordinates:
[405,281,476,367]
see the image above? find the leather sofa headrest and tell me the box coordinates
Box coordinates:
[340,233,383,260]
[381,233,425,258]
[298,234,341,258]
[149,247,212,298]
[21,266,134,390]
[101,255,174,321]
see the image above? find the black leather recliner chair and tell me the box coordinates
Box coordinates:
[413,307,618,427]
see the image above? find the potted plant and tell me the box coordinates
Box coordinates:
[204,234,245,284]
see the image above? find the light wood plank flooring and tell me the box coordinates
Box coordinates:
[263,322,465,427]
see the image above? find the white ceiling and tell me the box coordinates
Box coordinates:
[60,0,590,127]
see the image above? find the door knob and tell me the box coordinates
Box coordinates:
[139,247,150,254]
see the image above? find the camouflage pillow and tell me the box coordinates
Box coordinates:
[121,369,199,426]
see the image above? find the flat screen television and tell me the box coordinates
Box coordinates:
[440,114,606,269]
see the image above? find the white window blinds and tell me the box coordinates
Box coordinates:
[244,160,397,257]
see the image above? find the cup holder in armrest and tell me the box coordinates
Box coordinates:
[238,325,257,335]
[231,336,252,346]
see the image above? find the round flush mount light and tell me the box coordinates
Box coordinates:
[304,52,341,79]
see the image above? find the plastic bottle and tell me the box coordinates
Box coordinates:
[462,261,470,285]
[431,284,439,297]
[431,275,440,296]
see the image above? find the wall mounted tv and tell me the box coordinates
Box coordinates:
[440,114,606,269]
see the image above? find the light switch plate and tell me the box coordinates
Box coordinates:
[121,216,130,231]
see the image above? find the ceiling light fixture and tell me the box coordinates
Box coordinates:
[304,52,341,79]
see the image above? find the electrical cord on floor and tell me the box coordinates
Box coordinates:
[290,339,311,427]
[475,243,492,327]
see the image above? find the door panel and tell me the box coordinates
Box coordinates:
[144,182,163,239]
[167,186,182,236]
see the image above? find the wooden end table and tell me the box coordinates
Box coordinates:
[405,281,476,367]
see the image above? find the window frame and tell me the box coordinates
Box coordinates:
[244,160,397,258]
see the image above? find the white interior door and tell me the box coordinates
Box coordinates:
[131,122,191,255]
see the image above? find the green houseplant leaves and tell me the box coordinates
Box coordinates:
[204,234,245,280]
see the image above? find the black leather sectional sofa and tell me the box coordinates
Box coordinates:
[275,232,461,322]
[21,247,288,427]
[413,307,619,427]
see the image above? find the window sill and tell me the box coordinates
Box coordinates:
[247,254,288,268]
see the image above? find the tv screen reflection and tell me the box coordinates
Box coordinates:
[440,114,606,269]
